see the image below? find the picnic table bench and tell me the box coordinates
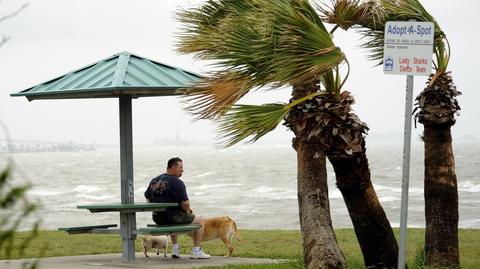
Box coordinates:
[58,203,201,261]
[58,223,202,235]
[58,224,119,234]
[139,224,201,235]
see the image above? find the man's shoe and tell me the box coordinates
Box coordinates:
[189,249,210,259]
[172,247,181,259]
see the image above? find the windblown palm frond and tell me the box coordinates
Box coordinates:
[320,60,351,98]
[178,0,345,86]
[315,0,386,64]
[182,72,255,120]
[357,28,387,65]
[264,0,345,85]
[176,0,254,58]
[217,92,324,147]
[216,103,287,147]
[354,0,449,69]
[177,0,345,119]
[316,0,376,31]
[381,0,439,29]
[212,63,350,146]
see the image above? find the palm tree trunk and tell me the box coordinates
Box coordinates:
[423,125,459,268]
[328,145,400,269]
[294,139,346,269]
[287,86,399,268]
[414,71,461,268]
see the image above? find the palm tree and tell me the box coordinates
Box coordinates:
[177,1,399,268]
[178,2,345,268]
[320,0,461,267]
[388,1,460,267]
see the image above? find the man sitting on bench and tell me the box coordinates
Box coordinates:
[144,157,210,259]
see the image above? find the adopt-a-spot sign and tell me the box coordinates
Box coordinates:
[383,21,434,76]
[385,21,435,269]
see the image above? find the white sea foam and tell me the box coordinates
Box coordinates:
[191,171,215,178]
[379,196,400,203]
[458,181,480,193]
[373,184,402,192]
[329,189,342,199]
[243,186,297,200]
[459,219,480,228]
[254,185,278,194]
[273,191,297,200]
[33,188,67,196]
[197,183,243,190]
[75,193,117,201]
[409,187,424,195]
[372,184,424,195]
[73,185,103,193]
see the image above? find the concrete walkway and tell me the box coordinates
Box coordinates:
[0,253,287,269]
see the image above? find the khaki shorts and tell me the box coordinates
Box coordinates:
[153,209,195,225]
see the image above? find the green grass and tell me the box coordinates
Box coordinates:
[2,229,479,269]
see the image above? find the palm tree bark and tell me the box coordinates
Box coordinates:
[328,146,400,269]
[286,85,399,268]
[415,72,461,268]
[423,125,459,267]
[294,139,346,269]
[287,83,346,269]
[290,88,400,268]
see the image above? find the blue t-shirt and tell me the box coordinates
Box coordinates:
[144,173,188,211]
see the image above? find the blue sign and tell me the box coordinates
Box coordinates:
[384,57,394,71]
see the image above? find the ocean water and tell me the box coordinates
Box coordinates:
[1,142,479,231]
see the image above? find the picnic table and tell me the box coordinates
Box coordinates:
[77,202,177,213]
[58,202,201,262]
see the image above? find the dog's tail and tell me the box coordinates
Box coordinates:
[230,218,243,242]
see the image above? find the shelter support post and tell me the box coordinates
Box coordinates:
[119,95,136,262]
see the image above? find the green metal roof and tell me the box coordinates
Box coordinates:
[10,51,203,101]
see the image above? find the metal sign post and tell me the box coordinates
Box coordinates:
[383,20,434,269]
[398,73,414,269]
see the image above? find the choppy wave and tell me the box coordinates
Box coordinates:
[5,143,480,230]
[329,189,342,199]
[247,186,297,200]
[458,181,480,193]
[459,219,480,228]
[33,188,68,197]
[374,180,480,194]
[73,185,103,193]
[75,193,117,201]
[197,183,243,190]
[379,196,400,203]
[374,184,423,195]
[191,171,216,178]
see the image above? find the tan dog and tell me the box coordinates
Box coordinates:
[141,235,169,257]
[190,216,242,257]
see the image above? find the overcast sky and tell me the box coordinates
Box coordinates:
[0,0,478,146]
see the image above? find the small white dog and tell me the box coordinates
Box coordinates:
[141,235,169,257]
